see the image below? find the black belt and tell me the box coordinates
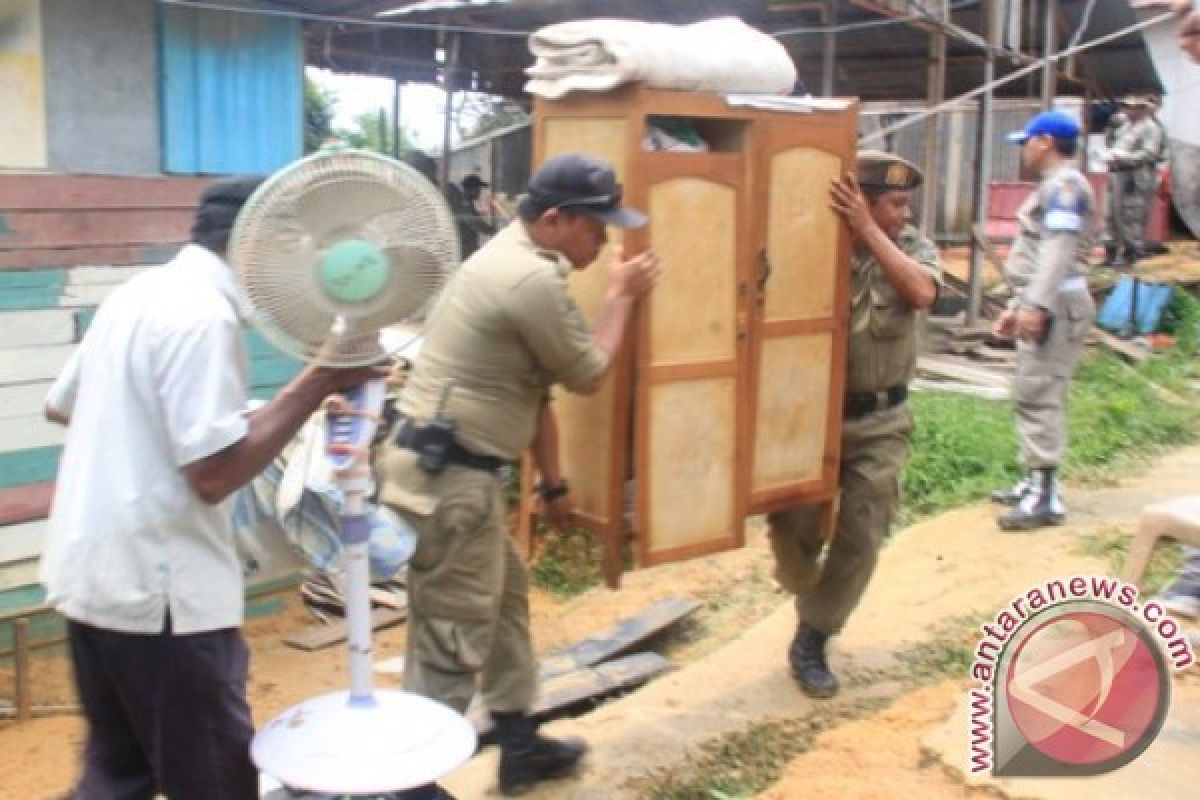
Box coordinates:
[844,385,908,419]
[392,421,513,474]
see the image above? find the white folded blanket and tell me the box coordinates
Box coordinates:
[525,17,797,99]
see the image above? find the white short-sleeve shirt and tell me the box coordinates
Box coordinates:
[40,244,252,634]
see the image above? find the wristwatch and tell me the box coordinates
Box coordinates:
[536,479,570,502]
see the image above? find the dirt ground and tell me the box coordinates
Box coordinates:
[3,442,1199,800]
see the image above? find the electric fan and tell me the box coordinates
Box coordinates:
[228,147,475,797]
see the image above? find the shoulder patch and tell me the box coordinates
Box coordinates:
[1044,180,1085,233]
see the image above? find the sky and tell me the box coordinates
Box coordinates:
[307,67,452,152]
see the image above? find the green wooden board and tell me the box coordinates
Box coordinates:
[0,447,62,490]
[0,270,66,290]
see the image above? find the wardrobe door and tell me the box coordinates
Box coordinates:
[746,110,857,514]
[631,153,749,566]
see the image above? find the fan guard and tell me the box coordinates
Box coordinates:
[228,149,459,367]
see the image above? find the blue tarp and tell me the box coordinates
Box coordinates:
[1096,277,1173,335]
[160,5,302,174]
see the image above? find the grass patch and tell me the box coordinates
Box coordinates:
[903,310,1200,523]
[529,524,603,598]
[635,698,888,800]
[1074,527,1184,597]
[894,612,992,687]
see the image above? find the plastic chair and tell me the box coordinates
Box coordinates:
[1123,496,1200,586]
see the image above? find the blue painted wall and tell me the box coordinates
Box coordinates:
[160,5,303,175]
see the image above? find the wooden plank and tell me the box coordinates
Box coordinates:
[0,345,74,384]
[0,309,76,349]
[0,558,39,592]
[75,306,97,338]
[917,355,1011,389]
[538,596,701,681]
[59,284,121,308]
[0,483,54,527]
[0,243,183,270]
[911,378,1010,401]
[0,382,54,420]
[0,416,66,451]
[0,288,62,312]
[0,210,195,250]
[0,174,211,211]
[470,652,673,736]
[0,520,47,563]
[0,270,67,289]
[67,266,148,286]
[282,607,407,651]
[0,583,47,613]
[1095,327,1151,364]
[0,447,62,490]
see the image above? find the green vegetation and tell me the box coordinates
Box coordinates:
[636,698,888,800]
[529,523,604,598]
[1075,527,1184,597]
[904,288,1200,522]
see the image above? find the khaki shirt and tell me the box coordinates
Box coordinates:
[390,220,608,459]
[845,225,941,393]
[1005,165,1095,311]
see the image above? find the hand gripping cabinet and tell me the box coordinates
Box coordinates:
[519,86,859,587]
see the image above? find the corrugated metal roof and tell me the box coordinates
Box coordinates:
[243,0,1164,101]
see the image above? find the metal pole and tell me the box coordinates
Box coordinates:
[440,33,460,188]
[1041,0,1058,108]
[392,78,402,158]
[822,29,836,95]
[859,10,1176,147]
[967,4,997,327]
[922,18,947,236]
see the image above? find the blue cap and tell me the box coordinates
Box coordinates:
[1007,110,1081,144]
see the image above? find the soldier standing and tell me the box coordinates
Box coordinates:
[376,154,660,798]
[767,151,940,698]
[991,111,1097,530]
[1103,95,1165,267]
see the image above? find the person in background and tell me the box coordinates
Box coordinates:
[1102,95,1165,267]
[40,178,382,800]
[454,172,498,259]
[990,111,1096,531]
[767,151,940,699]
[377,154,660,798]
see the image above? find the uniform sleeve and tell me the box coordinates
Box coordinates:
[45,345,84,419]
[1024,180,1087,310]
[151,315,250,466]
[510,270,610,394]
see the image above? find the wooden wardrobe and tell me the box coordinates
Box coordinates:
[519,86,859,587]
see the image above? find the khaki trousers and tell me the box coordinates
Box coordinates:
[393,466,536,715]
[767,404,913,636]
[1015,290,1094,470]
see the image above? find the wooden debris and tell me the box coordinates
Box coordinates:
[911,378,1010,401]
[283,607,407,652]
[537,596,701,681]
[470,652,673,735]
[917,355,1011,389]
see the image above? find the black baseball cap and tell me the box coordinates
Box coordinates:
[518,153,647,229]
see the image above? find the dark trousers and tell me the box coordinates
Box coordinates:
[67,618,258,800]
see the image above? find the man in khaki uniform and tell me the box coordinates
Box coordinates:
[768,152,940,698]
[991,111,1096,530]
[1103,95,1165,266]
[377,154,660,798]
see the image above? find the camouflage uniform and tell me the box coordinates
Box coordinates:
[1107,110,1165,258]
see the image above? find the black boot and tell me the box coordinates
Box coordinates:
[990,474,1030,506]
[787,623,839,698]
[493,712,587,795]
[390,784,457,800]
[998,468,1065,531]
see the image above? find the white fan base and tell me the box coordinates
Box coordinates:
[253,689,476,796]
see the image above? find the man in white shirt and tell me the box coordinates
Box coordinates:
[40,178,381,800]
